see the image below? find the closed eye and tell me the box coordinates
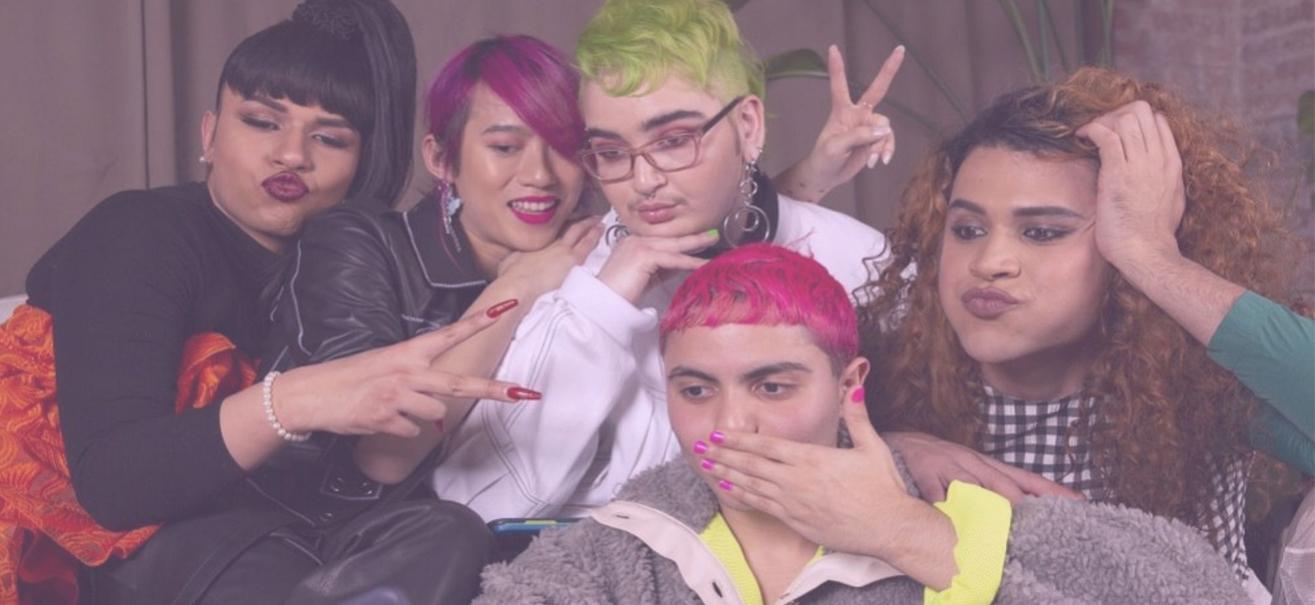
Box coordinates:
[652,133,698,151]
[313,133,350,149]
[589,147,630,163]
[240,115,277,131]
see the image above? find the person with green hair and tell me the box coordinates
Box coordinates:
[432,0,905,524]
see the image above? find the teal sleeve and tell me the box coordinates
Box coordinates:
[1208,291,1315,442]
[1250,405,1315,476]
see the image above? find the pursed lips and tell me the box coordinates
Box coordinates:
[261,172,309,203]
[961,286,1021,319]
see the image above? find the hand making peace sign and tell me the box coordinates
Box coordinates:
[777,45,906,202]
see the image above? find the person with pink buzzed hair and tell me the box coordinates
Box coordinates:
[476,244,1246,605]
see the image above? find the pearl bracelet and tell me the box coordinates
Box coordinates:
[262,371,310,442]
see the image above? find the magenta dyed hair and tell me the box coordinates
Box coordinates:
[425,35,584,171]
[661,244,859,370]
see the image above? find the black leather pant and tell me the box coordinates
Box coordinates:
[87,499,494,605]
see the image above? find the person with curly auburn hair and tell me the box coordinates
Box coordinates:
[853,66,1314,591]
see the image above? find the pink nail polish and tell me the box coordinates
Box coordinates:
[851,387,866,403]
[718,479,734,492]
[701,458,715,471]
[709,431,725,445]
[692,440,708,455]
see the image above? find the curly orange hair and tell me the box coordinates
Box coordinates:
[859,67,1300,531]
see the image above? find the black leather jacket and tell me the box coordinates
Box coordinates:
[253,196,488,526]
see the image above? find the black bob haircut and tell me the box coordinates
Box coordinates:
[216,0,416,209]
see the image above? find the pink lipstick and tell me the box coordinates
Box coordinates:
[961,287,1020,319]
[262,172,309,203]
[508,196,560,225]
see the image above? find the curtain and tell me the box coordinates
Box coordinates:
[0,0,1091,295]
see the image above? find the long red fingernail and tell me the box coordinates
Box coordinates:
[486,299,519,318]
[851,387,865,403]
[709,431,725,444]
[507,387,541,400]
[718,479,734,492]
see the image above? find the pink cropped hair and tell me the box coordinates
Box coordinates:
[425,35,584,172]
[660,244,858,370]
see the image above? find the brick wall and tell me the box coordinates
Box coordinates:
[1115,0,1315,300]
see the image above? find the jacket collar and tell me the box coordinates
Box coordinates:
[401,196,487,289]
[595,461,907,605]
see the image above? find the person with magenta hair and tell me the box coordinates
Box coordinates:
[0,1,533,603]
[475,243,1247,605]
[267,22,896,514]
[429,0,904,520]
[260,34,600,542]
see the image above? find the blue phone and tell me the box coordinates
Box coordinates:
[487,518,581,561]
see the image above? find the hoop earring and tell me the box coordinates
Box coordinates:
[604,223,631,247]
[441,181,463,252]
[720,160,770,246]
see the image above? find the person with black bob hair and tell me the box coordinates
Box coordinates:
[0,1,524,603]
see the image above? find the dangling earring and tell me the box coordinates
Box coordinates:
[720,158,771,246]
[440,181,463,252]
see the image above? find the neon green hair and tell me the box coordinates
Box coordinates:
[576,0,765,101]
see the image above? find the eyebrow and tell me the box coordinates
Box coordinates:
[668,366,718,383]
[948,198,1085,220]
[641,109,706,132]
[743,362,811,382]
[483,123,530,136]
[249,94,354,130]
[667,361,812,383]
[584,127,623,142]
[584,108,709,143]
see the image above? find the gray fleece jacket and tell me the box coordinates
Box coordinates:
[477,460,1247,604]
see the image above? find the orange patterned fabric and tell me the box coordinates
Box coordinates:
[0,304,256,604]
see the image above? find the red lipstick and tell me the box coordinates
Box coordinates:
[262,172,309,203]
[961,287,1020,319]
[507,196,560,225]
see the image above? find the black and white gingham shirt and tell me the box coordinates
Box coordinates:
[977,385,1251,578]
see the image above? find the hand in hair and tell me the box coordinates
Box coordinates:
[1077,101,1247,345]
[1076,100,1186,267]
[596,230,718,304]
[696,393,958,590]
[774,45,905,203]
[883,432,1083,504]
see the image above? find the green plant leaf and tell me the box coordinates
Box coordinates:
[758,48,942,137]
[764,49,828,81]
[861,0,970,120]
[1299,90,1314,135]
[999,0,1043,82]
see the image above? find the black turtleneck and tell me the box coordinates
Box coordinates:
[25,182,279,531]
